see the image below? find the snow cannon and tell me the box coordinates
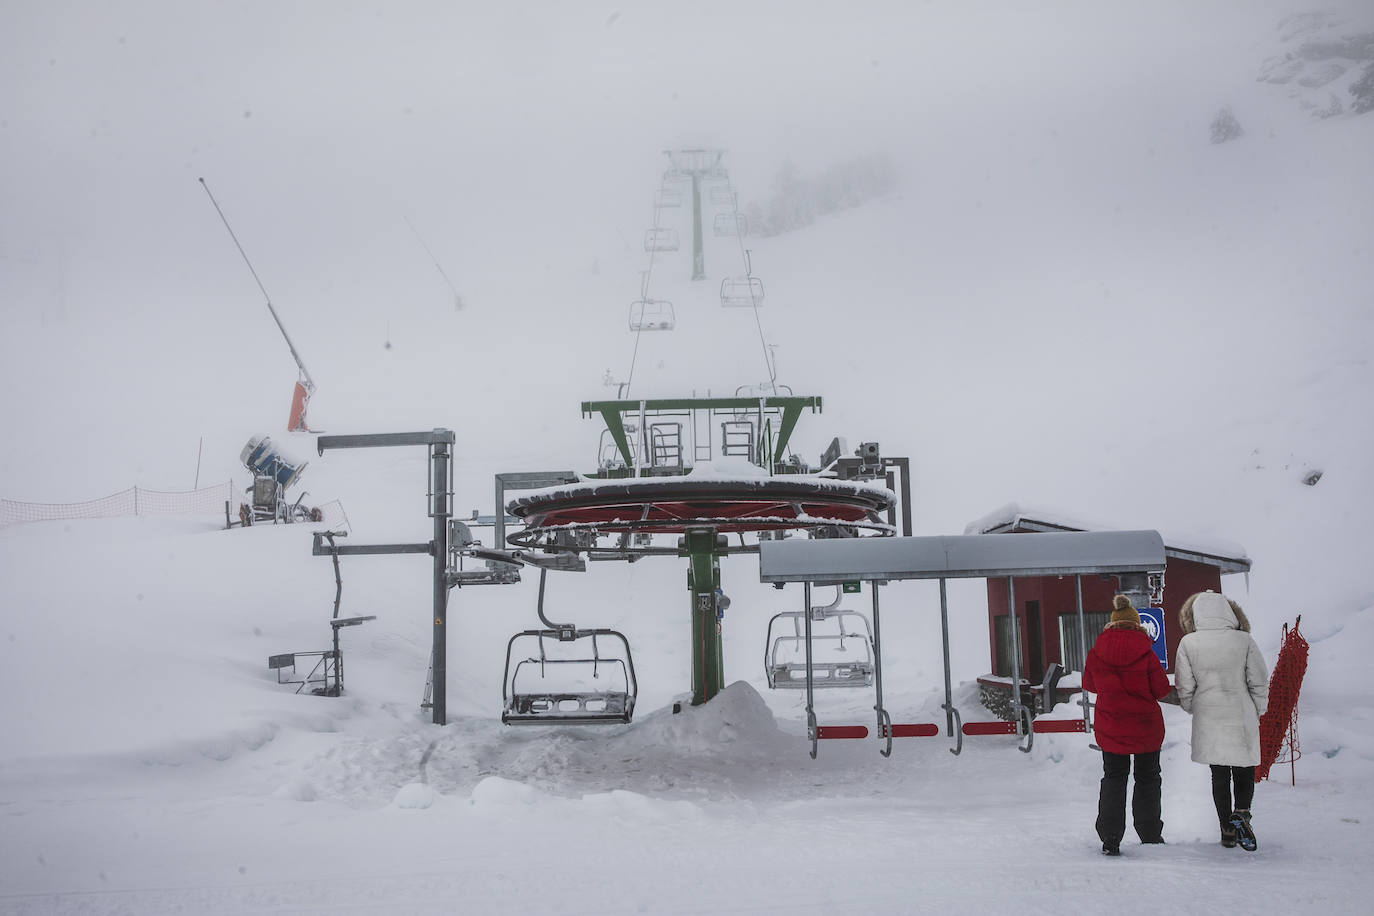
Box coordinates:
[240,435,308,489]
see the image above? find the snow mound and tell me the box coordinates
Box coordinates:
[392,781,436,809]
[272,778,318,802]
[632,681,783,753]
[469,775,548,807]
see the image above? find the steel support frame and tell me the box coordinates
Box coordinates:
[316,429,454,725]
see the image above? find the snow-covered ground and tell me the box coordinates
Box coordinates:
[3,2,1373,913]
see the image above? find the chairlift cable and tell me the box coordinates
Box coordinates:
[732,217,777,394]
[623,192,667,397]
[403,215,463,310]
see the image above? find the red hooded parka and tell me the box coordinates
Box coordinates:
[1082,623,1171,755]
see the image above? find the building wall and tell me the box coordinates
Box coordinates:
[983,559,1224,677]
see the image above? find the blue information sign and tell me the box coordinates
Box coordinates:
[1139,606,1167,668]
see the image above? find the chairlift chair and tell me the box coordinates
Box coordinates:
[720,276,765,308]
[765,600,876,689]
[644,228,680,252]
[598,426,636,470]
[712,212,747,238]
[709,185,736,207]
[502,628,638,725]
[629,298,675,332]
[654,188,682,209]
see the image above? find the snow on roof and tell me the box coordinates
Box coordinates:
[963,502,1251,573]
[512,462,895,503]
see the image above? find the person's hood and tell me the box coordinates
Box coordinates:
[1191,591,1239,631]
[1093,625,1156,667]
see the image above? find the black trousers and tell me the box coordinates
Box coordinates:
[1210,765,1256,824]
[1097,750,1163,846]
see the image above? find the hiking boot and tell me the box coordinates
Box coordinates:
[1230,809,1257,852]
[1220,823,1238,848]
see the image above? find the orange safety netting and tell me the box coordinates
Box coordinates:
[0,481,238,528]
[1256,616,1309,783]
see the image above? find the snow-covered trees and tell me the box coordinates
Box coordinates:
[1210,107,1244,144]
[745,154,898,237]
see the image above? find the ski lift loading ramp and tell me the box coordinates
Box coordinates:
[757,530,1166,758]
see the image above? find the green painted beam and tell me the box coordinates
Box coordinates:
[681,528,725,705]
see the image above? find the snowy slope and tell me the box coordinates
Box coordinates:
[3,2,1374,913]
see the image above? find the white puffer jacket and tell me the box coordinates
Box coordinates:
[1175,592,1270,766]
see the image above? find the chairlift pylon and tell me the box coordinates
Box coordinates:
[720,276,765,308]
[629,298,675,332]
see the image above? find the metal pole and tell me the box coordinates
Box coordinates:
[1007,576,1023,729]
[1076,574,1091,732]
[430,440,451,725]
[690,173,705,280]
[638,400,648,476]
[804,580,816,758]
[939,578,954,736]
[871,583,892,756]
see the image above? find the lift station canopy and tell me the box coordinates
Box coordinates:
[758,530,1167,585]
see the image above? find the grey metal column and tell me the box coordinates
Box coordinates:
[690,173,705,280]
[804,581,817,759]
[871,583,893,757]
[1076,574,1091,733]
[430,439,451,725]
[1007,576,1023,729]
[939,578,954,736]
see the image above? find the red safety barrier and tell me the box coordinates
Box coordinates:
[961,721,1017,736]
[815,725,869,740]
[1032,719,1088,734]
[886,723,939,738]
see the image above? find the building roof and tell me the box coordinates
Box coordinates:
[758,530,1167,584]
[963,502,1252,575]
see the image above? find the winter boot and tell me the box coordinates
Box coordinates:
[1220,822,1238,848]
[1229,809,1257,852]
[1101,843,1121,857]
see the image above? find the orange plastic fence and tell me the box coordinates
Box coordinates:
[0,481,237,528]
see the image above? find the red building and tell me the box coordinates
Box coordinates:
[966,505,1251,678]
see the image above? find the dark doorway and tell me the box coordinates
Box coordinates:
[1025,600,1044,679]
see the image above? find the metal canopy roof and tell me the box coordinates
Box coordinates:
[757,530,1167,584]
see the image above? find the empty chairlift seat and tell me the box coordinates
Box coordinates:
[720,276,764,308]
[765,604,875,689]
[712,212,747,237]
[502,629,638,725]
[628,298,675,331]
[644,228,680,252]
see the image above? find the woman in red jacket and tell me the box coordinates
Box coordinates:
[1083,595,1172,855]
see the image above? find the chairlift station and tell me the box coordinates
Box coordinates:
[270,148,1246,760]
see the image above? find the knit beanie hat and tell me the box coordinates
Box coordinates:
[1109,594,1141,627]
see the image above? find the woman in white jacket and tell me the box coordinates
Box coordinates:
[1174,591,1270,850]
